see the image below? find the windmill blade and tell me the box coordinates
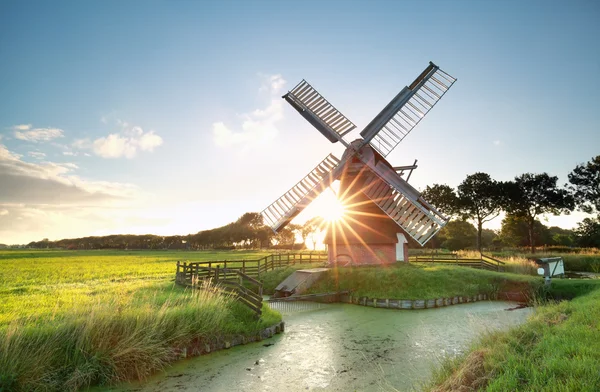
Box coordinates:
[284,80,356,144]
[261,154,342,232]
[360,62,456,157]
[360,159,448,246]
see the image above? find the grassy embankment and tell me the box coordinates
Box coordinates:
[0,250,282,392]
[428,279,600,391]
[259,262,540,300]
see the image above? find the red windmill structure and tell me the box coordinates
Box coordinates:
[261,62,457,265]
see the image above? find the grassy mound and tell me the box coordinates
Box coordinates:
[303,263,538,300]
[429,280,600,391]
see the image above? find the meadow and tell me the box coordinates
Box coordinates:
[2,248,598,392]
[0,250,281,392]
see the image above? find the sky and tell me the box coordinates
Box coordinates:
[0,0,598,244]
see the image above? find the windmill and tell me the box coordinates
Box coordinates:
[261,62,456,264]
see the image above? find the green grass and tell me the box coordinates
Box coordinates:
[0,250,282,392]
[258,262,539,300]
[428,283,600,391]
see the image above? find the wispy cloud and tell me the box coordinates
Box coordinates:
[73,121,163,159]
[0,142,137,204]
[27,151,46,159]
[493,140,502,146]
[13,125,64,142]
[13,124,32,131]
[213,73,286,148]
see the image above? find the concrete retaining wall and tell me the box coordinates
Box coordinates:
[343,294,489,309]
[175,321,285,359]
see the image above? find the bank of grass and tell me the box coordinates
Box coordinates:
[0,250,282,392]
[428,280,600,391]
[259,262,539,300]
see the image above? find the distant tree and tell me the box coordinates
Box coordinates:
[504,173,574,253]
[568,155,600,214]
[437,220,477,251]
[481,228,499,249]
[421,184,460,217]
[273,226,295,247]
[456,173,504,252]
[499,215,550,248]
[573,216,600,248]
[301,218,323,250]
[546,226,575,247]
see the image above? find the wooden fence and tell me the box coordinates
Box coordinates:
[175,264,264,316]
[176,252,328,280]
[409,252,505,272]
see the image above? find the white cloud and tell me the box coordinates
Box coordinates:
[0,142,137,203]
[63,151,77,156]
[73,122,163,159]
[14,125,64,142]
[0,209,8,216]
[13,124,32,131]
[258,73,286,94]
[28,151,46,159]
[493,140,502,146]
[213,73,286,148]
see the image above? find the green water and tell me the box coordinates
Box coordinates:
[111,301,531,391]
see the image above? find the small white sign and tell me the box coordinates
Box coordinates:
[537,267,545,276]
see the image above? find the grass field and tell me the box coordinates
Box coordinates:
[428,280,600,391]
[0,250,282,392]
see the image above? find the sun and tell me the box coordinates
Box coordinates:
[317,190,347,222]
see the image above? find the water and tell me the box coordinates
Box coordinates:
[111,301,531,392]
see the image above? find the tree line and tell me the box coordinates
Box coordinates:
[24,212,323,251]
[422,155,600,252]
[22,155,599,252]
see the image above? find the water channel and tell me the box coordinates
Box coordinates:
[110,301,531,392]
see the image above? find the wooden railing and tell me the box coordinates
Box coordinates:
[176,252,328,280]
[175,253,328,317]
[409,252,505,272]
[176,265,264,317]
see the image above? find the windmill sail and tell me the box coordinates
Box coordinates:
[360,160,448,245]
[261,154,341,232]
[284,80,356,144]
[360,62,456,157]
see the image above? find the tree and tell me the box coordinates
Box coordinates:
[504,173,574,253]
[568,155,600,214]
[499,215,550,248]
[573,216,600,248]
[456,173,504,252]
[437,220,477,251]
[301,217,323,250]
[421,184,460,217]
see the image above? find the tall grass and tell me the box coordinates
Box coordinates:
[0,250,282,392]
[427,281,600,391]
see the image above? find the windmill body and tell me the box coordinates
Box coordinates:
[261,62,457,265]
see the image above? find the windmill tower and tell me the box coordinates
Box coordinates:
[261,62,456,265]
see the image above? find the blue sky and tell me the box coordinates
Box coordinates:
[0,0,598,244]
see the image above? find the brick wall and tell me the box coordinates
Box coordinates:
[328,243,397,265]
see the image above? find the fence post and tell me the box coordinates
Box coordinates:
[224,260,227,269]
[176,261,180,282]
[215,265,220,283]
[257,257,261,279]
[243,260,246,274]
